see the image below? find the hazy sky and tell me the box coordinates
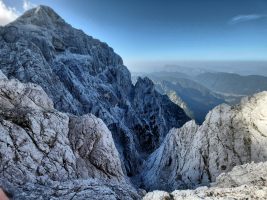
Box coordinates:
[1,0,267,70]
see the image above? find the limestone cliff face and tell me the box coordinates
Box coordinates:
[142,91,267,191]
[0,72,140,199]
[0,6,189,176]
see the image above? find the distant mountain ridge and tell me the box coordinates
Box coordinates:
[195,72,267,95]
[133,72,225,123]
[135,70,267,98]
[155,79,225,123]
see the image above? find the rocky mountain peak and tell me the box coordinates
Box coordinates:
[0,5,189,180]
[135,77,155,91]
[14,5,67,28]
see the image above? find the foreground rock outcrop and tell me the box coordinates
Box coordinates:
[142,91,267,191]
[1,178,140,200]
[0,72,140,199]
[0,5,189,176]
[144,161,267,199]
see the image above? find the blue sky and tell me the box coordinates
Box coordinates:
[1,0,267,70]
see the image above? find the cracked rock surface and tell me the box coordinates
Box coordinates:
[142,91,267,191]
[0,73,140,199]
[143,161,267,200]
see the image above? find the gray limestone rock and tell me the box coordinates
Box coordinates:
[142,91,267,191]
[144,161,267,200]
[0,178,140,200]
[0,73,140,199]
[68,114,124,181]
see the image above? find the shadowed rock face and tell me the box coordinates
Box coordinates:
[0,5,189,176]
[0,72,140,199]
[142,91,267,191]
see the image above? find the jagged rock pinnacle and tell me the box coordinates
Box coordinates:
[13,5,67,28]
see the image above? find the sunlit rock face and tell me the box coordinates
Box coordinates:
[0,5,189,176]
[0,72,140,199]
[142,91,267,191]
[144,161,267,200]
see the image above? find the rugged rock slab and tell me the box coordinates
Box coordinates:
[0,178,141,200]
[68,114,124,181]
[0,5,189,176]
[142,91,267,191]
[0,73,140,199]
[143,161,267,200]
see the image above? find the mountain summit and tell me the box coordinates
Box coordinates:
[14,5,67,28]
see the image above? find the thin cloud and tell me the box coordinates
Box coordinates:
[0,0,19,25]
[23,0,36,11]
[229,14,267,24]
